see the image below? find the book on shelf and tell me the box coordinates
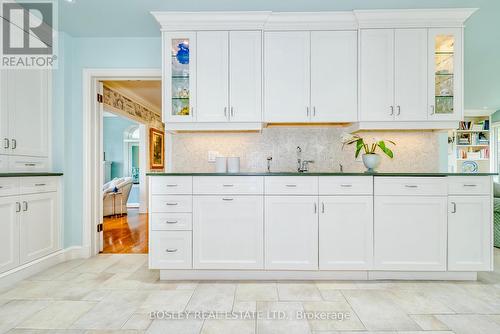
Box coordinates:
[457,147,489,159]
[459,120,489,131]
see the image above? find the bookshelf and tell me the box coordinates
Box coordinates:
[449,116,491,173]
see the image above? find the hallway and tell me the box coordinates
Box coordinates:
[103,209,148,254]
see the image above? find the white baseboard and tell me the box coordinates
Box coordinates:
[159,270,478,281]
[0,246,90,289]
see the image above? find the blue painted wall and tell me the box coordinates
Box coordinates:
[103,116,137,180]
[56,1,500,247]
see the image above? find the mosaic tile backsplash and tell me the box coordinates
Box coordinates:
[170,126,441,173]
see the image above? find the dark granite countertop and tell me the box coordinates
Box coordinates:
[0,173,63,177]
[147,172,497,177]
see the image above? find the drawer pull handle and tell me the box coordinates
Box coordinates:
[222,198,234,201]
[34,183,46,187]
[166,221,178,224]
[463,184,477,187]
[165,248,178,253]
[285,184,297,187]
[24,163,36,167]
[451,201,457,213]
[340,184,353,188]
[166,184,178,187]
[223,184,234,187]
[405,185,418,188]
[166,202,178,206]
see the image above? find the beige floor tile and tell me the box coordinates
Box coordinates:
[100,273,142,290]
[318,290,346,301]
[0,281,61,300]
[6,330,85,334]
[185,283,236,312]
[315,282,359,290]
[0,300,51,333]
[302,301,365,331]
[232,301,256,313]
[256,302,310,334]
[69,255,121,274]
[83,330,143,334]
[137,290,193,313]
[409,314,450,331]
[201,319,255,334]
[386,289,455,314]
[121,313,153,330]
[342,290,421,331]
[145,319,203,334]
[17,301,96,329]
[104,255,148,274]
[437,314,500,334]
[277,283,322,301]
[235,283,278,302]
[27,259,87,281]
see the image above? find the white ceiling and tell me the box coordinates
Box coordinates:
[103,80,162,114]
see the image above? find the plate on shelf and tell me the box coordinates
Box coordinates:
[462,160,478,173]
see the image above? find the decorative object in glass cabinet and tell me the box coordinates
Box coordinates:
[171,38,191,117]
[434,35,455,114]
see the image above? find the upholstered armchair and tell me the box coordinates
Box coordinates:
[103,177,133,217]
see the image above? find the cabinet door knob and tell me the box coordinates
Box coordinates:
[3,138,9,149]
[22,201,28,211]
[390,106,394,116]
[396,105,401,116]
[16,202,21,213]
[11,139,16,149]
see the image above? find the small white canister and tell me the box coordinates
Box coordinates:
[215,157,227,173]
[227,157,240,173]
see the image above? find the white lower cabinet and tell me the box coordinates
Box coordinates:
[193,195,263,269]
[150,231,192,269]
[374,196,447,271]
[448,196,492,271]
[0,196,20,273]
[19,192,59,264]
[319,196,373,270]
[265,196,318,270]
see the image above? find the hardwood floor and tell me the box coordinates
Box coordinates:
[102,209,148,254]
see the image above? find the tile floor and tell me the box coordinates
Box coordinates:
[0,248,499,334]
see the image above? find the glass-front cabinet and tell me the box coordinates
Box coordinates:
[163,32,196,122]
[428,28,463,121]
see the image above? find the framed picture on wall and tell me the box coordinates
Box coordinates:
[149,128,165,170]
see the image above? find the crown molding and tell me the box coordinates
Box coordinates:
[151,11,272,31]
[265,12,357,30]
[354,8,478,29]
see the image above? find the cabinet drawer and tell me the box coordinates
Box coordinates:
[0,178,20,197]
[374,177,447,196]
[20,177,58,194]
[448,176,491,195]
[151,213,192,231]
[265,176,318,195]
[193,176,263,194]
[151,195,192,213]
[151,176,192,195]
[319,176,373,195]
[9,156,49,172]
[150,231,192,269]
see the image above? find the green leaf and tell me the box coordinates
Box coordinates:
[355,139,364,158]
[377,141,394,158]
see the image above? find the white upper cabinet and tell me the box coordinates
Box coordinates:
[428,28,463,121]
[196,31,229,122]
[264,31,310,123]
[310,31,358,122]
[0,71,8,155]
[4,70,50,158]
[164,32,197,123]
[229,31,262,122]
[360,29,395,122]
[394,29,428,121]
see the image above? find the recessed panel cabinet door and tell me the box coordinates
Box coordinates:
[448,196,492,271]
[394,29,428,121]
[311,31,358,122]
[265,196,318,270]
[264,31,310,122]
[0,197,20,273]
[19,192,59,264]
[193,195,264,269]
[7,69,49,157]
[319,196,373,270]
[196,31,229,122]
[229,31,262,122]
[374,196,447,271]
[359,29,394,122]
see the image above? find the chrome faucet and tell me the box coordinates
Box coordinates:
[296,146,314,173]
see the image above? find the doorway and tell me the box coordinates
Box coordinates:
[82,69,164,257]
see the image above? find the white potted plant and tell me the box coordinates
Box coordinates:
[342,134,395,172]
